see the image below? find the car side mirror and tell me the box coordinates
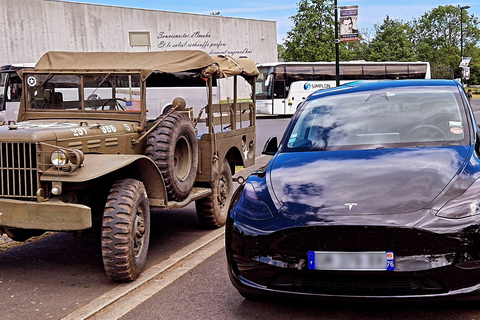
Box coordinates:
[262,137,278,156]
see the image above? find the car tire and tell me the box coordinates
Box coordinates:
[146,112,198,201]
[101,179,150,282]
[195,159,233,228]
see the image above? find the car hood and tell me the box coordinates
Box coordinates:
[269,146,472,215]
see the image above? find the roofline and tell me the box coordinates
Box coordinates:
[45,0,276,24]
[257,61,431,67]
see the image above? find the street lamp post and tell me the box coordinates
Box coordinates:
[334,0,340,87]
[460,5,470,86]
[460,5,470,61]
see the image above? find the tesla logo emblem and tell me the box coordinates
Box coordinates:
[344,203,358,210]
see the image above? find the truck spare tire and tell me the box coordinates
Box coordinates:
[145,112,198,201]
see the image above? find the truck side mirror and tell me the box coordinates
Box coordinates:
[262,137,278,156]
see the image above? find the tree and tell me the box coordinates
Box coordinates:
[409,5,480,80]
[366,16,415,61]
[282,0,367,62]
[282,0,335,61]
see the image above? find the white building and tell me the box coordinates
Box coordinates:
[0,0,277,99]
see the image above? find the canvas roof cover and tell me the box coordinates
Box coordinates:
[33,50,258,81]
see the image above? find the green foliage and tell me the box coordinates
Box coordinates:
[367,16,415,61]
[282,0,335,61]
[281,0,480,84]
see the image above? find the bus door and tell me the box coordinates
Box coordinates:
[273,79,286,114]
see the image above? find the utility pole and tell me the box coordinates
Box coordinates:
[460,5,470,86]
[334,0,340,87]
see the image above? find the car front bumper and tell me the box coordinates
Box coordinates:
[226,219,480,301]
[0,197,91,231]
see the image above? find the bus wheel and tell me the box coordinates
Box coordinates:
[146,112,198,201]
[102,179,150,282]
[195,159,233,228]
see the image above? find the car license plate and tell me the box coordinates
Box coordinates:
[307,251,395,271]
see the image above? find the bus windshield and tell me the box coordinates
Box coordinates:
[255,67,272,99]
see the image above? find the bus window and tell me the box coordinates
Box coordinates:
[7,74,22,102]
[386,65,409,79]
[146,72,212,87]
[408,65,427,79]
[273,80,286,99]
[313,65,336,80]
[275,66,286,80]
[286,66,314,84]
[340,65,363,80]
[0,72,6,110]
[362,65,386,79]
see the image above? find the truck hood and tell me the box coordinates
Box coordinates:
[269,146,471,215]
[0,120,134,143]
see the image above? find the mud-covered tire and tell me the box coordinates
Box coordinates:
[145,112,198,201]
[195,159,233,228]
[101,179,150,282]
[4,227,45,242]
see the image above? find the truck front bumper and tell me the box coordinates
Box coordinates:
[0,198,91,231]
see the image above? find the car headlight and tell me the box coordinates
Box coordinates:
[437,181,480,219]
[51,149,69,167]
[234,182,273,221]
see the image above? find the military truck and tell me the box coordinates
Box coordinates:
[0,50,258,281]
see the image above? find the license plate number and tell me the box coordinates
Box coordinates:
[307,251,395,271]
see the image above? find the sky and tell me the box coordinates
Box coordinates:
[58,0,480,43]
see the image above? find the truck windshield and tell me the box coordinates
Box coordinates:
[25,73,141,112]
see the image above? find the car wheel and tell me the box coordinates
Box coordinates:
[146,112,198,201]
[195,159,233,228]
[102,179,150,282]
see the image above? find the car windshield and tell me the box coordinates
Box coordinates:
[285,85,468,151]
[25,73,141,112]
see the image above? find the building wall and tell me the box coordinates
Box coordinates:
[0,0,277,99]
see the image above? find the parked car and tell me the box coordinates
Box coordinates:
[226,79,480,301]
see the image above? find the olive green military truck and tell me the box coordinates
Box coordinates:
[0,50,258,281]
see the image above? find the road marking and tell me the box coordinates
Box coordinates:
[62,228,225,320]
[62,154,271,319]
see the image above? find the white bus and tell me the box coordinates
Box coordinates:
[0,63,35,123]
[255,61,431,115]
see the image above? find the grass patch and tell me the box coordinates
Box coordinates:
[0,232,54,252]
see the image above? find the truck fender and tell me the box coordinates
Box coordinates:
[40,154,167,207]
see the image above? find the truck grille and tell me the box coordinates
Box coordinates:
[0,142,38,198]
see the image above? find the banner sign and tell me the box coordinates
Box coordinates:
[463,67,470,79]
[340,5,359,41]
[460,57,471,68]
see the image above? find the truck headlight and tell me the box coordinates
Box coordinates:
[51,149,69,167]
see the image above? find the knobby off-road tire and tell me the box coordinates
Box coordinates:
[195,159,233,228]
[145,112,198,202]
[102,179,151,282]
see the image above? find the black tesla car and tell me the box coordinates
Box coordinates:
[226,79,480,301]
